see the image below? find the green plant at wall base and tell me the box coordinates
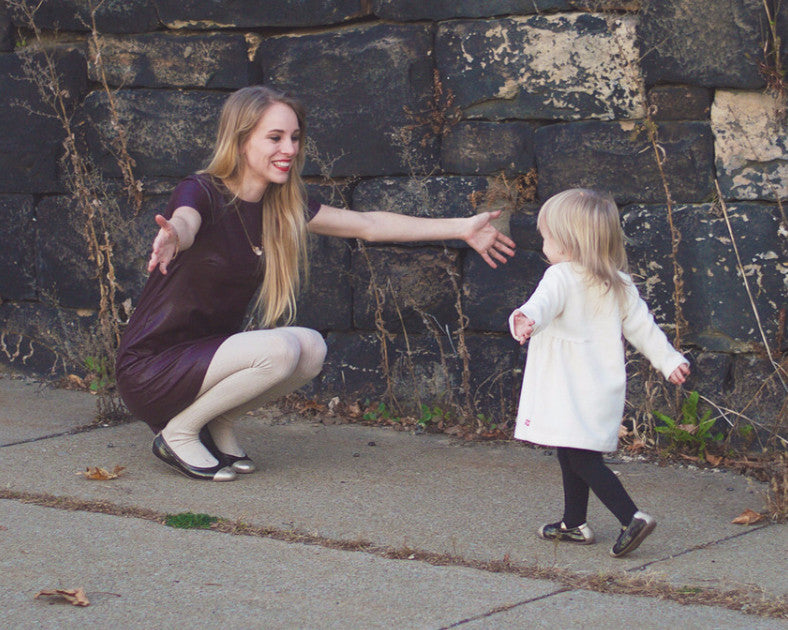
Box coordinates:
[737,424,755,441]
[476,413,498,430]
[84,355,112,393]
[418,404,450,428]
[363,401,396,423]
[653,391,723,458]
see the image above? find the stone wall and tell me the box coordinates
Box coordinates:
[0,0,785,427]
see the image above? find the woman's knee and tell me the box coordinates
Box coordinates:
[289,328,327,377]
[253,331,302,373]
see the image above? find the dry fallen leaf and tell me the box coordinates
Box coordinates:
[731,508,766,525]
[64,374,87,389]
[705,453,723,467]
[626,439,647,453]
[346,402,362,418]
[35,587,90,607]
[77,465,126,480]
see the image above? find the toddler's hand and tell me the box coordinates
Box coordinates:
[669,362,690,385]
[512,312,535,345]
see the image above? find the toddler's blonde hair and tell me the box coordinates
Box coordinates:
[537,188,629,308]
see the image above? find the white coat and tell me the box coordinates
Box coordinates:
[509,262,688,453]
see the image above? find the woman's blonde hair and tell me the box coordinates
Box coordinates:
[537,188,629,307]
[202,86,309,327]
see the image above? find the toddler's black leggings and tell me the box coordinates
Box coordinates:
[556,447,637,528]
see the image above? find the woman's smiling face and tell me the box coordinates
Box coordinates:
[241,101,301,192]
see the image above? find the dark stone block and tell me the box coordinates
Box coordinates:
[257,23,438,177]
[373,1,635,20]
[81,89,225,179]
[508,205,540,250]
[305,181,357,211]
[0,49,88,193]
[621,352,679,426]
[0,301,93,376]
[463,248,547,332]
[319,330,468,412]
[352,176,488,218]
[637,0,765,88]
[295,235,353,332]
[351,175,490,247]
[88,33,252,89]
[781,2,788,80]
[712,90,788,202]
[113,194,168,307]
[319,331,441,404]
[689,352,734,396]
[319,329,523,424]
[535,121,715,205]
[319,332,387,401]
[35,191,163,311]
[134,176,186,196]
[0,195,36,300]
[647,85,712,120]
[9,0,159,34]
[463,332,524,425]
[1,6,12,52]
[622,203,786,352]
[436,14,645,121]
[727,354,786,434]
[36,195,101,309]
[351,246,460,333]
[441,122,537,175]
[157,0,364,28]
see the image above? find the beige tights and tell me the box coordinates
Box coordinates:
[160,327,326,467]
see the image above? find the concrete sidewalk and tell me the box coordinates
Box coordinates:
[1,372,786,629]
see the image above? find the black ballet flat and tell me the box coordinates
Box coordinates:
[199,427,256,474]
[152,433,237,481]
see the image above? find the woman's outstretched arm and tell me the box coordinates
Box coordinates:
[147,206,202,275]
[307,205,515,268]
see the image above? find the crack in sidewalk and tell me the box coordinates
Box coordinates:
[627,523,772,573]
[1,489,785,620]
[439,587,572,629]
[0,421,117,448]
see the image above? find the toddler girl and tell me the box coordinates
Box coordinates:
[510,188,690,558]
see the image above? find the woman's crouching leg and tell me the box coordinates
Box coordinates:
[204,327,326,456]
[161,328,323,468]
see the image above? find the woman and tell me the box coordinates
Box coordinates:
[116,86,516,482]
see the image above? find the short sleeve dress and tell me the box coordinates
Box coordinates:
[116,173,321,433]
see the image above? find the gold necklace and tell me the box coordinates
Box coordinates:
[234,204,263,257]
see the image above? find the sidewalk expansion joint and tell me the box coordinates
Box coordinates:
[1,489,785,621]
[627,523,774,573]
[1,421,111,448]
[440,587,573,629]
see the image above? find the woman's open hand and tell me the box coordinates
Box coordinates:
[463,210,516,268]
[147,214,180,275]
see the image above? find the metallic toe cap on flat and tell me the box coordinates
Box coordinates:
[212,466,238,481]
[230,458,256,474]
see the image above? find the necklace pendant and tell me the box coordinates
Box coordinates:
[252,246,263,257]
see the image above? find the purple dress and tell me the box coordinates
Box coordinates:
[116,174,320,433]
